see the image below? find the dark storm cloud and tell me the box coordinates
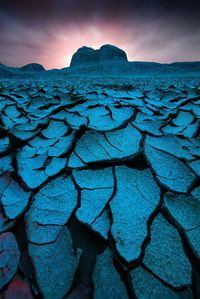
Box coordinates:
[1,0,200,23]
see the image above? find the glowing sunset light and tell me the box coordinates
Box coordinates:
[0,0,200,69]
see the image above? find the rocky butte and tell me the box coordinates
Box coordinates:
[70,44,128,67]
[66,44,200,76]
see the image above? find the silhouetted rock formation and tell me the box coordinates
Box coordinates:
[0,62,45,78]
[0,63,12,77]
[21,63,45,71]
[70,44,127,67]
[67,45,200,76]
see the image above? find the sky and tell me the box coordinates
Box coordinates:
[0,0,200,69]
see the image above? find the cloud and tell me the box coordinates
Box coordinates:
[0,0,199,68]
[1,0,200,23]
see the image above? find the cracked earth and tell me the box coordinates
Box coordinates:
[0,79,200,298]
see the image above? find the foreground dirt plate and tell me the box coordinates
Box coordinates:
[0,79,199,298]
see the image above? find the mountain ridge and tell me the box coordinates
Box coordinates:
[1,44,200,77]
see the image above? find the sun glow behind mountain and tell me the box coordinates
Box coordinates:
[0,0,200,69]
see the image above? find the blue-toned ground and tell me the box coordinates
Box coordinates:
[0,76,200,298]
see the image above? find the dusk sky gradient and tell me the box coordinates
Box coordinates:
[0,0,200,69]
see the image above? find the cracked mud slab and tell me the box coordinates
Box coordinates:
[0,81,199,298]
[143,214,192,288]
[73,168,114,228]
[130,266,193,299]
[144,142,196,193]
[29,227,78,299]
[26,174,77,244]
[0,173,30,220]
[93,248,129,298]
[164,188,200,259]
[68,123,142,167]
[110,166,160,263]
[0,232,20,289]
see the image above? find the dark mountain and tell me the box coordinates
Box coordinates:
[0,62,45,77]
[70,44,127,67]
[62,45,200,77]
[0,45,200,78]
[21,63,45,71]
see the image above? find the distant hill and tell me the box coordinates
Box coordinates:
[21,63,45,71]
[0,62,46,78]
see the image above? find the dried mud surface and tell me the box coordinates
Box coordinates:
[0,78,200,298]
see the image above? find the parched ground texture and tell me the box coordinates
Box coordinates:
[0,77,200,298]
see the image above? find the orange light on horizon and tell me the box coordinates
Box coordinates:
[38,23,133,69]
[1,19,199,70]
